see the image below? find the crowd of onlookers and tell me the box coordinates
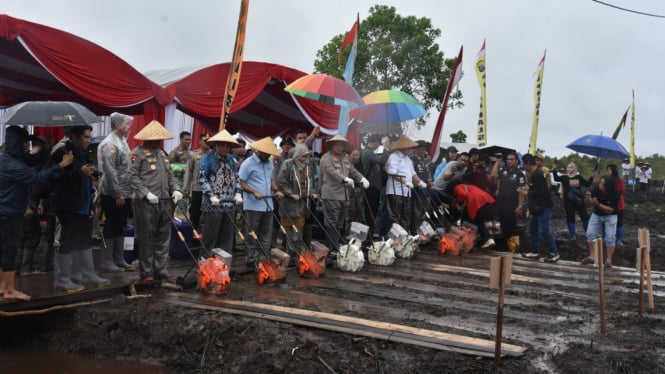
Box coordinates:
[0,118,641,301]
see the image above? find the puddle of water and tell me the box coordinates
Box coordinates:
[0,347,168,374]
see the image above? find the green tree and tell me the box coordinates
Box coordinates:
[313,5,462,129]
[450,130,467,143]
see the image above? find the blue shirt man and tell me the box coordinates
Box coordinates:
[238,138,284,264]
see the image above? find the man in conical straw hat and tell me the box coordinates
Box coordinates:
[129,120,183,282]
[198,129,243,258]
[238,137,284,265]
[319,134,369,255]
[385,134,428,234]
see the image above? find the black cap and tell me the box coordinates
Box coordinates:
[367,133,382,144]
[280,136,295,147]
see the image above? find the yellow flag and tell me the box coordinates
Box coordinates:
[475,40,487,147]
[219,0,250,131]
[529,51,545,154]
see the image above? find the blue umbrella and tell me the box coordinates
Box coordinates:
[566,134,629,159]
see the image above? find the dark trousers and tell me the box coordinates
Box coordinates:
[387,194,411,234]
[56,211,92,254]
[364,186,380,232]
[498,203,519,237]
[0,214,24,271]
[564,200,589,226]
[189,191,203,230]
[101,195,132,238]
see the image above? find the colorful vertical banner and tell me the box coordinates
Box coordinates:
[337,14,360,136]
[630,89,636,168]
[429,46,463,162]
[611,107,629,139]
[475,40,487,147]
[528,50,546,154]
[219,0,250,131]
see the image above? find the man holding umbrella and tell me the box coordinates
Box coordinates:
[129,121,183,282]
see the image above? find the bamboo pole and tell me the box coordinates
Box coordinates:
[595,239,606,334]
[494,256,505,367]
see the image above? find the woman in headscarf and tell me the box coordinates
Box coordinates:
[552,162,592,240]
[277,144,317,256]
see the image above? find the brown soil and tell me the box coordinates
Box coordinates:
[2,190,665,373]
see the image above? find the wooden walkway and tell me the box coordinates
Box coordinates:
[2,245,664,358]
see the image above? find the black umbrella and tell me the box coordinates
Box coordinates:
[0,101,101,127]
[479,145,516,158]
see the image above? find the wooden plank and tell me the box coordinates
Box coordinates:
[165,297,497,357]
[166,292,527,356]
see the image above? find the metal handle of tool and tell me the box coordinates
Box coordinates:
[264,197,307,255]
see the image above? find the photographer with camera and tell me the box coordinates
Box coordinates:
[97,112,135,271]
[51,125,110,293]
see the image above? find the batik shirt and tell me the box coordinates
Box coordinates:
[199,151,239,213]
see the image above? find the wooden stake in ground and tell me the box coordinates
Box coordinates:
[637,228,655,315]
[490,254,512,367]
[594,238,606,334]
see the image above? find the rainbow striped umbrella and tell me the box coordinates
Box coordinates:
[284,74,365,108]
[350,90,426,124]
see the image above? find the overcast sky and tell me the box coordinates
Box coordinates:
[2,0,663,157]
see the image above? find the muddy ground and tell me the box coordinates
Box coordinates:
[1,190,665,373]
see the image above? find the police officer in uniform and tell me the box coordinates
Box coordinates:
[183,133,211,231]
[490,151,526,253]
[129,121,183,282]
[168,131,192,163]
[97,112,135,271]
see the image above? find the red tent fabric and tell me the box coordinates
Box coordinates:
[0,14,170,117]
[167,61,342,138]
[1,14,345,143]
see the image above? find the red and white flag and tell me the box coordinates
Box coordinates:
[430,46,463,162]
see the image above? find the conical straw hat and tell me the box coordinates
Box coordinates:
[134,120,174,140]
[326,134,353,153]
[249,137,280,157]
[391,134,418,151]
[208,129,241,147]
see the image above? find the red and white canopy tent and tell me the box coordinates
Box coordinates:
[0,14,344,149]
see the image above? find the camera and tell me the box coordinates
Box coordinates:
[495,153,503,159]
[92,169,103,179]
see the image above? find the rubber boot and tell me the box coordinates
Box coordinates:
[98,239,120,272]
[74,249,110,287]
[53,253,85,293]
[507,235,520,254]
[567,222,577,240]
[113,238,135,270]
